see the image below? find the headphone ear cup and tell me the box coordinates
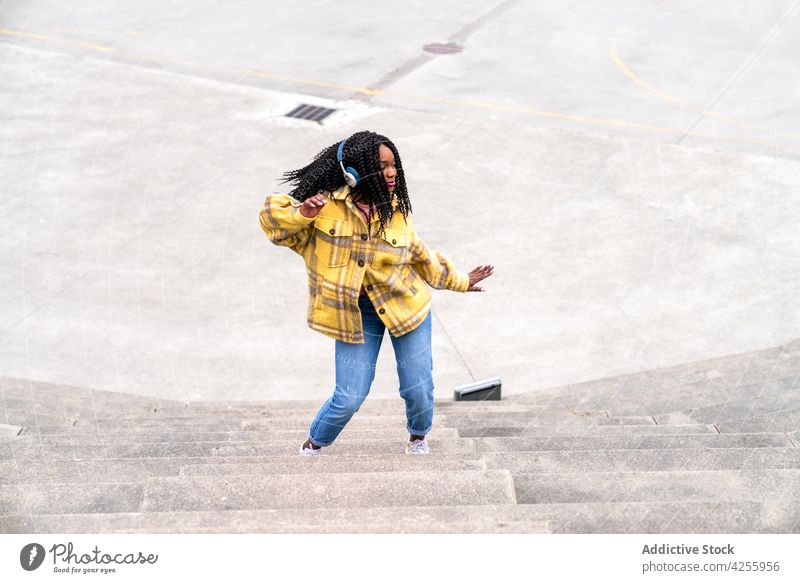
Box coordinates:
[344,166,361,187]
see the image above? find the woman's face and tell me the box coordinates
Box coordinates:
[379,144,397,192]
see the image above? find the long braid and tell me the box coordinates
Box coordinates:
[277,130,412,239]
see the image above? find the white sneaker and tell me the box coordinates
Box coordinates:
[299,439,322,456]
[405,438,430,454]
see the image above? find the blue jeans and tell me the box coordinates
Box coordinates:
[307,293,434,447]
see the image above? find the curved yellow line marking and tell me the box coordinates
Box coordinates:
[610,36,800,140]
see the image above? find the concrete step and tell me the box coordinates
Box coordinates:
[716,409,800,433]
[142,400,534,417]
[0,437,476,460]
[4,499,798,534]
[140,469,516,512]
[19,414,451,434]
[177,457,486,476]
[1,408,77,428]
[512,469,800,504]
[437,408,611,420]
[482,447,800,473]
[540,500,800,533]
[459,424,718,437]
[481,500,799,534]
[197,437,476,457]
[574,375,799,416]
[505,341,800,408]
[425,412,666,427]
[170,397,538,409]
[54,414,450,432]
[241,414,451,431]
[0,482,144,514]
[20,420,246,434]
[3,467,511,514]
[654,387,799,425]
[0,376,180,409]
[0,504,551,533]
[445,415,659,428]
[106,407,538,424]
[0,396,161,419]
[0,453,483,485]
[0,423,23,441]
[18,405,680,430]
[473,433,794,453]
[0,459,183,485]
[11,427,460,444]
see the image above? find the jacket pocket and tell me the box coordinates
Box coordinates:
[312,275,348,331]
[371,227,410,269]
[313,216,353,268]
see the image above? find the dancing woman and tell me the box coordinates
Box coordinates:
[259,130,494,455]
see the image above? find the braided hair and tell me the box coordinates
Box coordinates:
[277,130,411,239]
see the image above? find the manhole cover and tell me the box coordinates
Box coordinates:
[423,41,462,54]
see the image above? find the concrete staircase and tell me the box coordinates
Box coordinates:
[1,339,799,533]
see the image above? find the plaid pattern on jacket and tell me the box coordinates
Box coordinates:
[259,184,469,343]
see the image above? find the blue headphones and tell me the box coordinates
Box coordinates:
[337,138,361,188]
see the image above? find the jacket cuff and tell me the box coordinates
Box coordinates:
[454,270,470,293]
[286,196,316,227]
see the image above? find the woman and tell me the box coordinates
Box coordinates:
[259,130,494,456]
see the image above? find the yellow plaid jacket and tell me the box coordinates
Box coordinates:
[259,184,470,343]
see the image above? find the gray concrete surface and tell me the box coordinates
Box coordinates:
[1,1,800,403]
[2,348,798,533]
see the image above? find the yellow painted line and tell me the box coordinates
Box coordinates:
[610,36,800,140]
[0,27,114,52]
[248,69,385,96]
[19,28,143,36]
[2,27,799,153]
[375,89,800,151]
[22,28,106,35]
[253,70,800,150]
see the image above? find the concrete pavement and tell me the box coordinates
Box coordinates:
[1,1,799,403]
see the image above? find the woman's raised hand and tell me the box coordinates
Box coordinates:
[299,193,328,218]
[467,264,494,292]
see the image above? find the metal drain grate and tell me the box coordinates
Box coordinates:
[285,103,337,122]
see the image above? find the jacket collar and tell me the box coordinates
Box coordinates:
[331,184,398,211]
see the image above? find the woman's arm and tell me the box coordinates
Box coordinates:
[407,219,470,293]
[259,193,316,255]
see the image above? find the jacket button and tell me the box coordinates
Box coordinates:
[391,239,397,245]
[366,284,373,291]
[358,259,364,267]
[361,234,367,240]
[329,228,335,235]
[379,308,385,314]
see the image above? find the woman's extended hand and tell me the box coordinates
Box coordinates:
[299,193,328,218]
[467,264,494,292]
